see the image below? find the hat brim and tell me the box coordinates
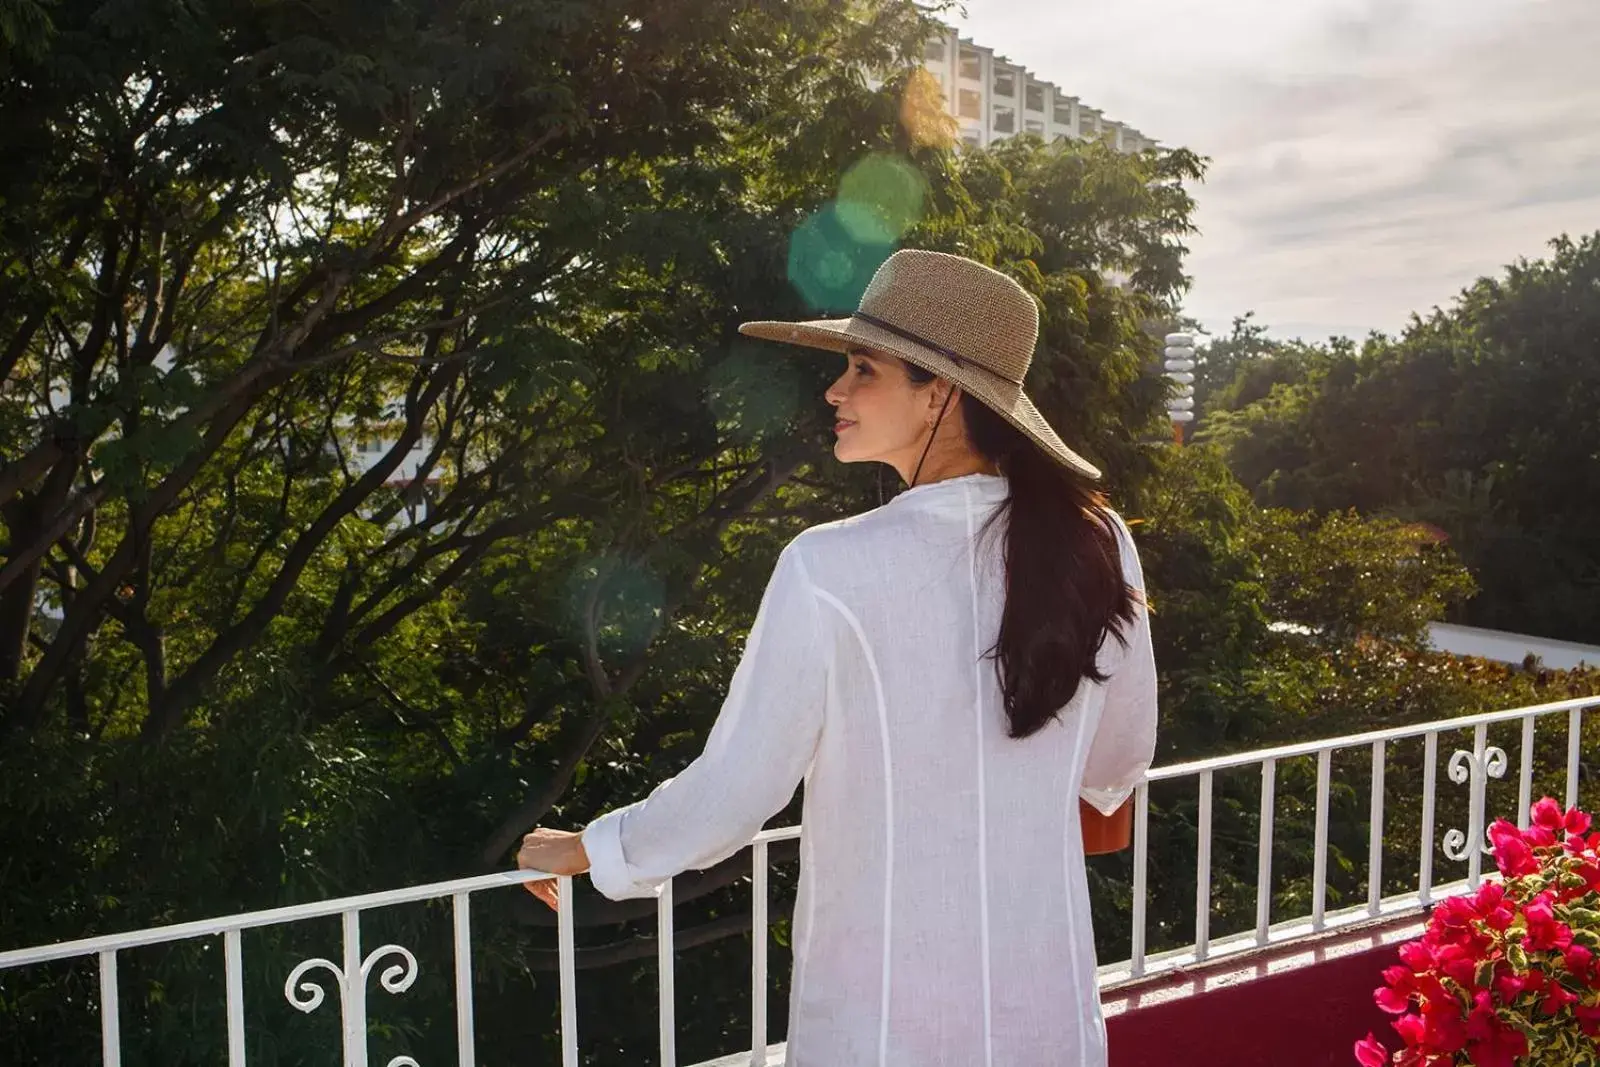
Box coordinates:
[738,316,1102,481]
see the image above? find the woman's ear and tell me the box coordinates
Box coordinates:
[926,381,957,425]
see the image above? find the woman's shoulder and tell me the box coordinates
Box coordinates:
[778,503,929,586]
[1089,505,1145,585]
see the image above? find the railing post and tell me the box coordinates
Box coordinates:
[1443,724,1507,890]
[1130,781,1149,979]
[1518,715,1536,830]
[224,929,246,1066]
[659,878,676,1067]
[1312,749,1331,932]
[341,911,366,1067]
[558,876,578,1067]
[1255,758,1275,946]
[1195,770,1213,962]
[99,950,122,1067]
[1367,740,1386,917]
[1568,707,1585,810]
[452,893,475,1067]
[751,842,769,1067]
[1420,731,1438,905]
[1468,725,1488,888]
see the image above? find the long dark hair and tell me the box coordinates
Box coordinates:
[903,362,1141,739]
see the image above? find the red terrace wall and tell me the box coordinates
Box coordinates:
[1104,918,1423,1067]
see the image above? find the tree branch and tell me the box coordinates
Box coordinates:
[140,366,459,741]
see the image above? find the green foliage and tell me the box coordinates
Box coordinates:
[4,0,1580,1060]
[0,0,1221,1061]
[1200,234,1600,643]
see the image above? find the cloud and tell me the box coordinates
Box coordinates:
[954,0,1600,341]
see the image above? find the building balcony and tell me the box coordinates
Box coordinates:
[3,694,1595,1066]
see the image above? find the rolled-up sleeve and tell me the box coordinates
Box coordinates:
[1080,512,1158,817]
[583,539,827,900]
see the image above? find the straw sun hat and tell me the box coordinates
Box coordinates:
[738,249,1101,480]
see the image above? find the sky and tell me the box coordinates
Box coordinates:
[951,0,1600,342]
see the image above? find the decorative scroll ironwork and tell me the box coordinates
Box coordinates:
[1441,745,1507,861]
[284,944,420,1067]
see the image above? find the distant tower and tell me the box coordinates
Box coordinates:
[1163,333,1196,444]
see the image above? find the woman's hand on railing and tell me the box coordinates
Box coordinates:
[517,828,592,911]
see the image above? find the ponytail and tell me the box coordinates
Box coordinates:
[902,362,1140,738]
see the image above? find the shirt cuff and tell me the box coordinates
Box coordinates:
[581,807,665,901]
[1080,772,1145,818]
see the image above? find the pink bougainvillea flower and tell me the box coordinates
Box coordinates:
[1493,968,1526,1002]
[1354,1032,1389,1067]
[1431,941,1480,988]
[1465,1026,1529,1067]
[1540,980,1578,1015]
[1524,892,1575,953]
[1461,993,1530,1067]
[1418,1000,1468,1054]
[1392,1012,1427,1047]
[1488,820,1540,877]
[1532,797,1566,831]
[1365,801,1599,1067]
[1563,944,1596,985]
[1471,881,1516,930]
[1563,806,1592,836]
[1576,858,1600,895]
[1398,939,1434,971]
[1376,965,1415,1014]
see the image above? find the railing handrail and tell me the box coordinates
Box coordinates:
[0,868,550,970]
[3,690,1594,1067]
[1146,694,1598,780]
[5,694,1591,972]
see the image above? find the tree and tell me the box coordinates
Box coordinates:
[0,1,1221,1061]
[1199,233,1600,643]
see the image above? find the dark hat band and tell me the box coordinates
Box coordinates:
[851,312,1020,385]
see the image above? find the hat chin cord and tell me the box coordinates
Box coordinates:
[908,386,956,489]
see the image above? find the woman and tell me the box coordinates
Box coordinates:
[516,249,1158,1066]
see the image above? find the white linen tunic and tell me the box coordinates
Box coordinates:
[582,472,1158,1066]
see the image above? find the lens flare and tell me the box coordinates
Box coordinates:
[837,153,928,246]
[786,203,895,312]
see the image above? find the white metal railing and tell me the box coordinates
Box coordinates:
[1117,693,1596,984]
[0,870,574,1067]
[0,695,1593,1067]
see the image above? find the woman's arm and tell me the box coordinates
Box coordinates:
[553,540,828,901]
[1080,512,1158,819]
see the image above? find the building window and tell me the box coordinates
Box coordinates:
[924,38,945,62]
[959,48,981,80]
[1025,83,1044,112]
[1080,115,1098,134]
[993,105,1015,133]
[961,133,982,148]
[958,89,981,119]
[993,69,1014,96]
[1053,102,1073,125]
[1024,118,1045,136]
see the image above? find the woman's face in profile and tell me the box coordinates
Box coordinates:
[824,348,931,468]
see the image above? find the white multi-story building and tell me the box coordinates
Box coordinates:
[919,26,1154,153]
